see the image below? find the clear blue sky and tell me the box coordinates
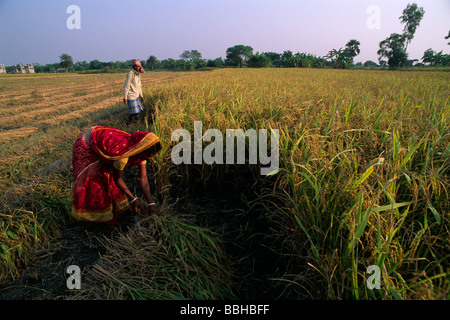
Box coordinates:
[0,0,449,66]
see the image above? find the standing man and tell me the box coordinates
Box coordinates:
[123,59,146,126]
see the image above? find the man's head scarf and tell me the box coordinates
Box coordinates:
[132,59,145,74]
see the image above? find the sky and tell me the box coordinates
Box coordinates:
[0,0,449,66]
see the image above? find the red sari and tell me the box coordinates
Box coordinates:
[71,126,160,224]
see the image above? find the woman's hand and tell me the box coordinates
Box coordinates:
[145,203,162,216]
[113,168,140,216]
[138,162,162,216]
[131,198,141,215]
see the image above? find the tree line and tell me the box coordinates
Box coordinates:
[18,3,449,73]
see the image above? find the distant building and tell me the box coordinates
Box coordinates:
[7,65,18,74]
[17,65,26,73]
[56,68,67,73]
[25,65,35,73]
[2,64,35,74]
[8,64,27,74]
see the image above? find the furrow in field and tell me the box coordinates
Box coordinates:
[0,87,119,116]
[0,72,196,144]
[0,126,39,144]
[0,77,97,98]
[0,75,176,120]
[0,82,118,107]
[36,96,124,127]
[0,75,175,105]
[0,93,116,128]
[0,96,122,144]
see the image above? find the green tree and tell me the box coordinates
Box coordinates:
[193,58,206,69]
[206,57,224,68]
[89,59,103,70]
[363,60,379,67]
[225,45,253,67]
[428,50,450,66]
[378,3,424,69]
[279,50,293,67]
[161,58,177,70]
[248,52,272,68]
[264,52,282,67]
[180,51,189,61]
[344,39,361,63]
[440,53,450,66]
[146,55,159,71]
[59,53,74,72]
[32,63,44,73]
[73,60,89,71]
[325,48,346,69]
[377,33,408,69]
[180,50,202,61]
[399,3,425,50]
[422,48,436,66]
[110,61,123,69]
[325,40,360,69]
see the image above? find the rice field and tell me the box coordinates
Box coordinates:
[0,68,448,300]
[143,68,449,299]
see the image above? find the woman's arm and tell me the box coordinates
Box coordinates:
[113,167,139,214]
[138,162,161,215]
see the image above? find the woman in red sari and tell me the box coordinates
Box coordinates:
[71,126,162,227]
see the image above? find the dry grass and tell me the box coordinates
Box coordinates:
[73,211,236,300]
[0,72,195,143]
